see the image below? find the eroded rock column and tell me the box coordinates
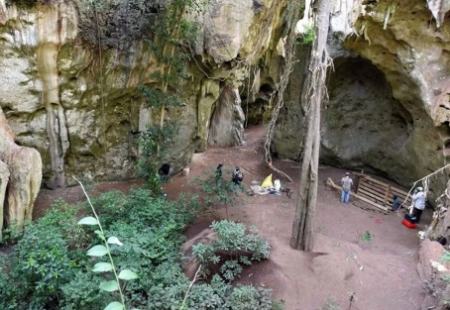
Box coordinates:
[0,107,42,237]
[208,85,245,147]
[36,4,71,188]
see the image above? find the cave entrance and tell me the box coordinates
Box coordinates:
[322,57,414,182]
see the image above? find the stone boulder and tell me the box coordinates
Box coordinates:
[0,107,42,238]
[418,239,450,309]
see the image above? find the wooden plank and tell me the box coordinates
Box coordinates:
[358,182,411,206]
[383,185,391,205]
[357,188,386,204]
[360,178,389,193]
[357,174,409,196]
[358,177,411,203]
[326,178,390,212]
[358,182,388,196]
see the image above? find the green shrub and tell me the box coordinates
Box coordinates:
[61,271,108,310]
[0,189,275,309]
[199,169,243,209]
[187,276,274,310]
[220,260,243,282]
[193,220,270,281]
[225,285,273,310]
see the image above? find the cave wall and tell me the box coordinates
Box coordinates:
[274,0,450,190]
[0,0,291,186]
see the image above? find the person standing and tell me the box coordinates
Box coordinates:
[341,172,353,204]
[215,163,223,186]
[410,187,426,223]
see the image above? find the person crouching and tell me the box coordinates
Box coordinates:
[232,167,244,185]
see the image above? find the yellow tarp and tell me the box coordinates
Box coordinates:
[261,174,273,188]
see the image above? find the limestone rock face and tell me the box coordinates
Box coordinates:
[274,0,450,189]
[208,86,245,147]
[0,107,42,239]
[0,0,289,184]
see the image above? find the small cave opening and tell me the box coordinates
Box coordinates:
[243,82,276,127]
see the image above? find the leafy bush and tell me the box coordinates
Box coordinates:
[0,189,275,309]
[0,203,85,309]
[225,285,273,310]
[193,220,270,281]
[199,167,244,213]
[187,275,274,310]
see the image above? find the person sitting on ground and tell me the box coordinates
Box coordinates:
[410,187,426,223]
[391,195,402,211]
[340,172,353,204]
[232,166,244,185]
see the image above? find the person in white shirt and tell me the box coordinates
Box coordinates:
[341,172,354,204]
[411,187,426,223]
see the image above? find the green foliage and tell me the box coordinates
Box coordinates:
[226,285,273,309]
[77,179,140,310]
[1,223,23,245]
[298,26,316,45]
[147,0,201,86]
[220,260,243,282]
[137,119,179,192]
[0,189,274,309]
[200,167,243,208]
[140,86,184,109]
[193,220,270,281]
[61,271,108,309]
[136,0,205,182]
[361,230,373,243]
[0,189,196,309]
[442,250,450,263]
[186,275,274,310]
[0,201,87,309]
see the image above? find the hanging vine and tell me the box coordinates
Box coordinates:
[263,0,302,183]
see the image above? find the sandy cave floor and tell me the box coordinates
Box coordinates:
[34,126,428,310]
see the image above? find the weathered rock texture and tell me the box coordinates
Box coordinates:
[417,239,450,310]
[0,107,42,239]
[274,0,450,190]
[208,85,245,147]
[0,0,289,185]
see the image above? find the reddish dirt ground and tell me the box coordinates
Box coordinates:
[167,126,426,310]
[33,126,427,310]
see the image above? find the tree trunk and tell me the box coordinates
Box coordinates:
[290,0,332,251]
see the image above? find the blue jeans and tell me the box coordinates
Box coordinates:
[341,190,350,203]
